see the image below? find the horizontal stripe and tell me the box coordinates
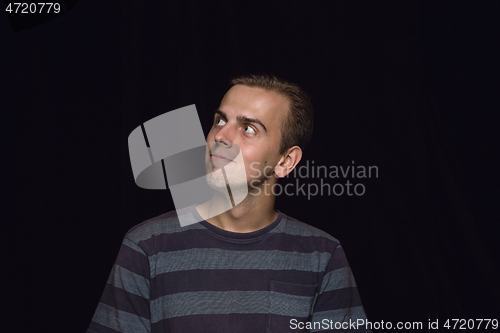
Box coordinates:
[270,280,317,296]
[92,302,150,333]
[325,245,350,273]
[151,313,267,333]
[151,269,321,296]
[269,291,315,317]
[114,243,149,278]
[151,290,269,322]
[320,266,356,293]
[100,283,150,320]
[270,218,338,242]
[107,265,150,299]
[137,229,339,255]
[122,236,145,254]
[150,249,331,276]
[310,306,368,332]
[314,287,363,311]
[126,206,339,246]
[151,289,316,323]
[160,314,367,333]
[126,208,205,242]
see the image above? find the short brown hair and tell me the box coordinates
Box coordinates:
[230,74,314,155]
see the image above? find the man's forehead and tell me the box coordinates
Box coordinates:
[218,85,289,121]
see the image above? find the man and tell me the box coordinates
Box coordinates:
[87,74,372,333]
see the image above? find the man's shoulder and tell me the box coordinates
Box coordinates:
[124,206,203,243]
[275,211,341,246]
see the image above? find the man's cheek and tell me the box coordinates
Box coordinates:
[263,165,275,177]
[249,161,263,179]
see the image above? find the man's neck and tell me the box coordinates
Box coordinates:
[196,186,278,233]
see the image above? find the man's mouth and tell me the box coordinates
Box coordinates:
[209,153,235,171]
[210,153,234,163]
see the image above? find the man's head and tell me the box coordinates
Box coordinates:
[205,74,314,194]
[230,74,314,156]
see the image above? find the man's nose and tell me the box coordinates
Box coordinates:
[214,124,234,147]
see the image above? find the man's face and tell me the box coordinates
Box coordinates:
[205,84,290,191]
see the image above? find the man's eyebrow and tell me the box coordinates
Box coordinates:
[215,109,268,132]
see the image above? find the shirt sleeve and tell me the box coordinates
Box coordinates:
[309,244,372,333]
[87,236,151,333]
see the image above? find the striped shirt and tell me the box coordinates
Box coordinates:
[87,205,372,333]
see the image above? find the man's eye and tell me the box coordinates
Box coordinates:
[244,125,256,134]
[216,118,226,126]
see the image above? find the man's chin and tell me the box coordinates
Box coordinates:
[206,174,248,194]
[206,178,227,192]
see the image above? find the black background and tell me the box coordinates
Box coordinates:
[2,1,499,332]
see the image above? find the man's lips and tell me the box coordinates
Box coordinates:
[210,154,233,163]
[210,155,233,165]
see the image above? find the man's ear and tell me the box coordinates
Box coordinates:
[274,146,303,178]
